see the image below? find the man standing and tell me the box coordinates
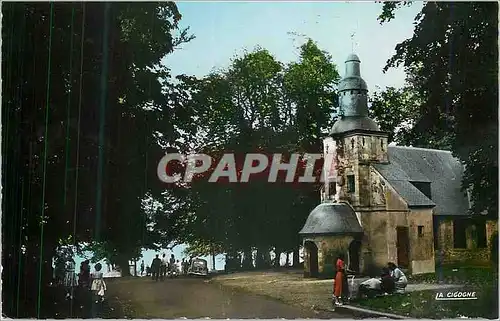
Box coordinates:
[151,255,161,281]
[160,254,168,281]
[181,258,187,275]
[140,260,145,276]
[169,254,176,277]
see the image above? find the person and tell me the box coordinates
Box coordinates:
[169,254,176,277]
[90,263,107,317]
[54,258,66,286]
[358,277,381,299]
[358,268,395,298]
[151,255,161,281]
[380,267,396,294]
[140,260,145,276]
[146,266,151,277]
[91,263,107,301]
[160,254,168,280]
[388,262,408,293]
[333,254,347,306]
[64,259,78,300]
[176,259,182,275]
[79,260,91,288]
[181,258,188,275]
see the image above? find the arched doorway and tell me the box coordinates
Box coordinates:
[304,241,319,278]
[348,240,361,272]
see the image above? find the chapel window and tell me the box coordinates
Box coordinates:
[347,175,355,193]
[453,220,467,249]
[329,182,336,198]
[476,222,487,248]
[418,226,424,237]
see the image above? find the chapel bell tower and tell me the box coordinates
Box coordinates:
[323,54,389,208]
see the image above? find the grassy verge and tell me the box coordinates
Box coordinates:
[352,285,498,319]
[408,265,498,285]
[354,265,498,319]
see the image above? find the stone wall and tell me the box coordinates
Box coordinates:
[302,236,354,278]
[325,133,435,275]
[407,209,435,274]
[361,172,435,274]
[437,218,498,264]
[340,133,388,208]
[359,211,390,271]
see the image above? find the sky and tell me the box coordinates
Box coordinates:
[163,1,424,93]
[75,2,423,274]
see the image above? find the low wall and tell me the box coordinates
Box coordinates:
[442,248,490,264]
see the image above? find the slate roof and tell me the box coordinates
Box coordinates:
[299,202,363,236]
[373,146,470,216]
[330,116,381,136]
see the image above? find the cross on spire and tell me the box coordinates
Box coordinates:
[350,32,357,52]
[350,19,360,53]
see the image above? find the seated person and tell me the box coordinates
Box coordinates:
[388,262,408,294]
[358,268,396,298]
[358,277,382,298]
[380,267,395,294]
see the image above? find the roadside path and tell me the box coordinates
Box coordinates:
[106,277,348,319]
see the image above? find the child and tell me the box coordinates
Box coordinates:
[90,263,107,303]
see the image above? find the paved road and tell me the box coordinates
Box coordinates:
[106,276,346,319]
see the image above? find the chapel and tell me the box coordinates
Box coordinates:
[299,54,498,277]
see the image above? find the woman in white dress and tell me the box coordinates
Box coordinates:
[90,263,107,302]
[64,259,78,299]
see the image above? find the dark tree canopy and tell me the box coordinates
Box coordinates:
[2,2,193,317]
[377,1,498,218]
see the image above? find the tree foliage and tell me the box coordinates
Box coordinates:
[2,2,193,317]
[377,2,498,217]
[176,39,340,267]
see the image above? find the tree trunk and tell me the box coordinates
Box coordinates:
[263,249,271,268]
[293,246,300,267]
[118,256,130,276]
[255,248,263,269]
[285,252,290,267]
[257,247,271,269]
[274,248,281,268]
[211,252,216,271]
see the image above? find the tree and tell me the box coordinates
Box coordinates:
[2,2,193,317]
[172,39,340,268]
[369,86,453,149]
[378,2,498,217]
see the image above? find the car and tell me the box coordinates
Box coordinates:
[187,258,209,277]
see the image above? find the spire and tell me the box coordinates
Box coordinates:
[329,54,380,136]
[338,54,368,117]
[345,54,362,78]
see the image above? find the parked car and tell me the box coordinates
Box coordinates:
[188,258,209,277]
